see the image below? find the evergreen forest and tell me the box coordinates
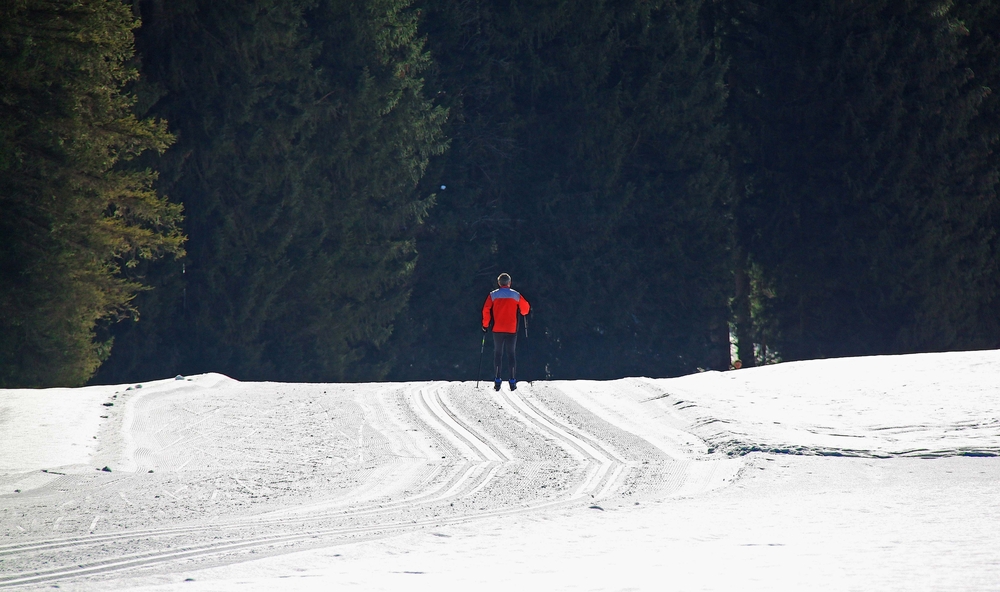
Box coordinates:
[2,0,999,388]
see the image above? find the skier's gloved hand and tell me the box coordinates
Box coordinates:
[482,326,488,333]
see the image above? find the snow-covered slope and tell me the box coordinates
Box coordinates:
[2,351,999,591]
[662,350,1000,457]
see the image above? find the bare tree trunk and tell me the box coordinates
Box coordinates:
[734,250,756,368]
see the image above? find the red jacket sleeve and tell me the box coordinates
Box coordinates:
[482,294,493,328]
[519,295,530,316]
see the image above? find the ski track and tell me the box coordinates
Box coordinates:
[0,379,740,589]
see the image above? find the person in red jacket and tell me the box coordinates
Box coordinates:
[482,273,530,391]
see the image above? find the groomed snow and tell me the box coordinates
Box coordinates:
[2,351,999,590]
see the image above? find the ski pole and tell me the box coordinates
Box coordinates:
[521,313,528,383]
[477,330,487,387]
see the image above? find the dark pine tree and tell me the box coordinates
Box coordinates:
[261,0,448,381]
[949,0,1000,349]
[95,0,446,383]
[0,0,181,387]
[96,0,321,382]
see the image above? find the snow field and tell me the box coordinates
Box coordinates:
[1,350,999,590]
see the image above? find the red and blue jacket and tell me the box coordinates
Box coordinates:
[482,287,530,334]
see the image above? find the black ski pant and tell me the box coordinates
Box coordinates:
[493,331,518,380]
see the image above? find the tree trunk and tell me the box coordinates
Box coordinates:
[733,251,756,368]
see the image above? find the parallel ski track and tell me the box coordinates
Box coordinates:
[0,382,637,588]
[495,384,630,501]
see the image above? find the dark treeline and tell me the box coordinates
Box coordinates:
[1,0,998,387]
[89,0,447,383]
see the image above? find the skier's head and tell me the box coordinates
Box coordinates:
[497,273,511,287]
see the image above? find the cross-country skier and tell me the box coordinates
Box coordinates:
[482,273,530,391]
